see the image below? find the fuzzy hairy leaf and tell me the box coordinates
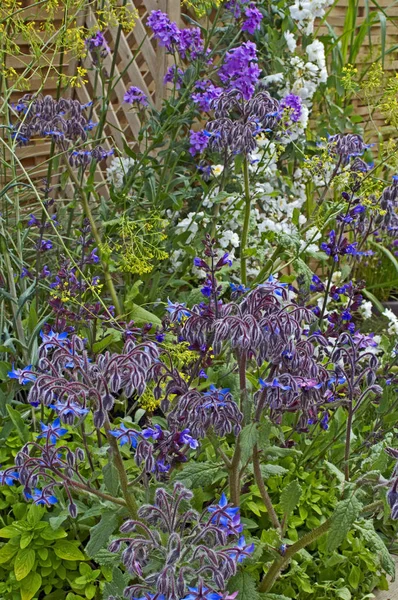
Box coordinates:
[280,480,302,517]
[86,511,119,558]
[260,595,292,600]
[228,571,259,600]
[354,520,396,579]
[240,423,258,463]
[327,495,362,552]
[172,462,224,488]
[260,464,288,478]
[103,566,128,600]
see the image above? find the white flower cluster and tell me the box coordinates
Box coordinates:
[384,308,398,336]
[289,0,334,35]
[360,300,373,320]
[287,41,327,104]
[106,156,136,189]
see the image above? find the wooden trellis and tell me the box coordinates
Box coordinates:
[6,0,398,191]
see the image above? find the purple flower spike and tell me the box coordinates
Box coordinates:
[242,3,263,34]
[124,86,149,106]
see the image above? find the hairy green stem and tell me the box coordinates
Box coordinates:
[253,445,281,530]
[240,158,251,286]
[258,499,383,593]
[66,162,122,315]
[344,402,354,480]
[104,418,138,518]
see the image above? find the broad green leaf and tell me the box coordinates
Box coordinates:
[27,503,45,527]
[227,571,259,600]
[92,333,118,354]
[103,566,128,599]
[85,511,118,558]
[54,540,85,561]
[280,480,302,517]
[6,405,29,443]
[260,595,292,600]
[172,462,224,488]
[327,495,362,552]
[41,527,67,541]
[0,540,19,563]
[0,525,21,538]
[260,464,288,478]
[14,548,35,580]
[348,564,361,589]
[240,423,258,463]
[324,461,345,483]
[354,520,396,579]
[20,531,34,549]
[336,587,352,600]
[129,304,161,326]
[102,461,120,497]
[21,571,42,600]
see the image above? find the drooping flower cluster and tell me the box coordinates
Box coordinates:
[108,483,254,600]
[201,89,280,156]
[11,94,95,151]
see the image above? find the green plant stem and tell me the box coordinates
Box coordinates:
[344,402,354,481]
[63,476,127,507]
[66,162,122,315]
[0,233,28,362]
[229,439,241,507]
[104,418,139,518]
[253,445,281,530]
[240,158,251,287]
[258,499,383,593]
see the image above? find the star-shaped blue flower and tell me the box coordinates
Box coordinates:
[25,488,58,506]
[40,329,68,348]
[37,418,68,444]
[8,364,36,385]
[109,423,139,448]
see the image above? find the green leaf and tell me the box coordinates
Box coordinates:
[0,525,21,538]
[103,566,128,599]
[14,548,35,580]
[336,587,352,600]
[85,511,118,558]
[0,540,19,563]
[228,571,259,600]
[260,595,292,600]
[327,495,362,552]
[20,531,34,549]
[354,520,396,579]
[54,540,85,561]
[240,423,258,463]
[6,405,29,443]
[102,461,120,496]
[21,571,42,600]
[260,464,288,478]
[92,333,118,354]
[324,461,345,483]
[348,564,361,589]
[41,527,67,540]
[280,480,302,517]
[129,304,161,326]
[172,462,224,488]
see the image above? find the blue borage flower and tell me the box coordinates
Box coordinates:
[37,418,68,445]
[49,400,89,422]
[207,492,243,535]
[259,377,291,391]
[166,298,191,322]
[227,535,255,563]
[40,329,68,348]
[109,423,140,448]
[7,364,36,385]
[0,470,19,486]
[182,586,222,600]
[24,488,58,506]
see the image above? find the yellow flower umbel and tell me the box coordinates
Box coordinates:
[137,383,161,413]
[341,64,359,94]
[183,0,224,17]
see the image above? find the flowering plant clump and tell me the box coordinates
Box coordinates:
[2,1,398,599]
